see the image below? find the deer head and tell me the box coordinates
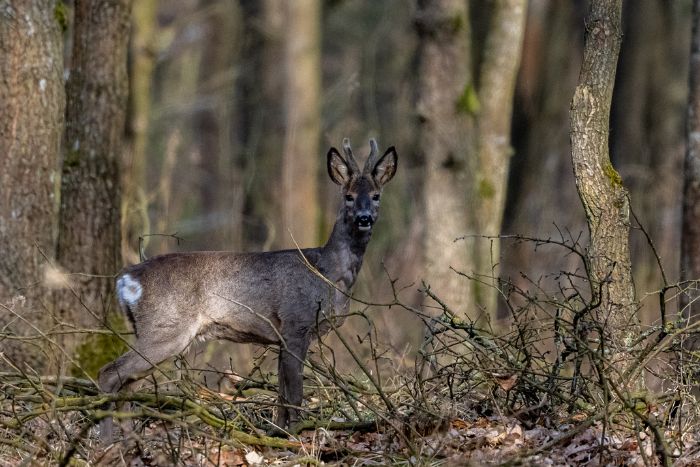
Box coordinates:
[327,138,398,233]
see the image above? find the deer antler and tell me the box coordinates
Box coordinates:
[363,138,379,174]
[342,138,361,175]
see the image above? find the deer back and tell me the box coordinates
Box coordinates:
[116,247,346,347]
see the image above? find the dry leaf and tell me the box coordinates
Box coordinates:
[451,419,469,430]
[245,451,264,466]
[494,374,518,391]
[210,448,247,466]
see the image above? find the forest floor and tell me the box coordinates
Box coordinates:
[2,368,700,467]
[3,263,699,465]
[82,411,700,466]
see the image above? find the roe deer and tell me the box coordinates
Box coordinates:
[98,138,397,440]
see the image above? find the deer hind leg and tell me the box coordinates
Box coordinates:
[97,335,193,443]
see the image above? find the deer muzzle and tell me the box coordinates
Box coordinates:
[355,212,374,231]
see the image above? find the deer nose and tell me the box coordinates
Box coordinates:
[355,213,374,230]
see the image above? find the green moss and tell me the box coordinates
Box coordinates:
[70,313,129,379]
[472,281,483,308]
[64,148,80,168]
[449,14,465,34]
[54,1,68,32]
[456,83,480,115]
[603,161,623,188]
[478,178,495,199]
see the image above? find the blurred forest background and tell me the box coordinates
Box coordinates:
[0,0,693,374]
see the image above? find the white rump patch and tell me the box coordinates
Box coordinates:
[116,274,143,307]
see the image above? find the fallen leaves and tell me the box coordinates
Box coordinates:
[244,450,265,465]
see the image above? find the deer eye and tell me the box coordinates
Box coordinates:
[372,194,380,202]
[345,194,354,203]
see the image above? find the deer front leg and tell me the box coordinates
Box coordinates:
[275,335,310,432]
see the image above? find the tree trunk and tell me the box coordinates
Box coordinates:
[682,0,700,325]
[145,2,202,256]
[570,0,638,377]
[611,1,685,324]
[501,2,587,320]
[415,0,476,318]
[0,0,65,370]
[280,0,321,248]
[240,0,285,250]
[474,0,527,317]
[122,0,158,265]
[54,0,132,363]
[194,0,242,250]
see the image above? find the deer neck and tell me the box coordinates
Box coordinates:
[318,209,371,291]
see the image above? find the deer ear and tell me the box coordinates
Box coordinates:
[372,146,398,187]
[327,147,352,185]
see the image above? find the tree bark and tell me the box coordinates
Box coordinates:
[241,0,285,250]
[194,0,241,250]
[501,2,587,320]
[611,1,685,323]
[280,0,321,248]
[570,0,639,374]
[0,0,65,370]
[682,0,700,324]
[122,0,158,265]
[474,0,527,318]
[415,0,476,318]
[416,0,526,320]
[55,0,132,336]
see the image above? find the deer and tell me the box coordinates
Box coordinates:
[98,138,397,441]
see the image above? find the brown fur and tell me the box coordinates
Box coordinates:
[98,139,397,441]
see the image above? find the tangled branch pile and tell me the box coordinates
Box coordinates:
[2,235,700,466]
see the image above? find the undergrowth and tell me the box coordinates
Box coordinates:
[2,233,700,466]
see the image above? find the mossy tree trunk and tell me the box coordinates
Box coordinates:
[682,0,700,328]
[416,0,526,321]
[415,0,477,317]
[54,0,133,371]
[122,0,158,265]
[474,0,527,318]
[0,0,65,371]
[570,0,639,383]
